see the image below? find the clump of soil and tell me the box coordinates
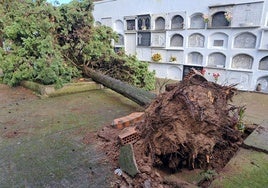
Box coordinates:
[98,69,244,187]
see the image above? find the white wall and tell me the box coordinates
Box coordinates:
[93,0,268,92]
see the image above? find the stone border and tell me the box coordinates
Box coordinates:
[21,80,103,97]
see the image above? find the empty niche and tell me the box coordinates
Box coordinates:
[155,17,165,30]
[190,13,205,29]
[188,33,204,47]
[115,20,124,32]
[208,52,226,68]
[209,32,228,48]
[188,52,203,65]
[211,11,229,27]
[171,15,184,29]
[170,34,183,47]
[234,32,256,49]
[115,34,124,46]
[259,56,268,70]
[232,54,253,69]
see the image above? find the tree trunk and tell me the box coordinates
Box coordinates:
[83,66,156,106]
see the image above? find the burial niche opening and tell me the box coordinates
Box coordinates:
[170,34,183,47]
[212,12,229,27]
[259,56,268,70]
[190,13,205,29]
[155,17,165,30]
[171,15,184,29]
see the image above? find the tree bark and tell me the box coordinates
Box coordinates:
[83,66,156,106]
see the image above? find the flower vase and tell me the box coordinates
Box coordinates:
[205,23,208,29]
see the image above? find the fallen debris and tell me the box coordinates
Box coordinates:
[98,69,244,187]
[118,127,140,145]
[83,66,156,106]
[112,112,144,129]
[119,144,140,177]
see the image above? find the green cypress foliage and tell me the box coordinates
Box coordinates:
[0,0,155,90]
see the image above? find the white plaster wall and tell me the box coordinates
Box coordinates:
[149,63,183,80]
[93,0,266,20]
[136,47,151,61]
[93,0,268,92]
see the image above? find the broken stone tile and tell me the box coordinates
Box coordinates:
[119,144,139,177]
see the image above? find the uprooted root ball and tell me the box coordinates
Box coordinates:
[136,71,243,171]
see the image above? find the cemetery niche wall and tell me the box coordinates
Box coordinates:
[93,0,268,92]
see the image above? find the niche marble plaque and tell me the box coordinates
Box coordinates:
[189,33,204,47]
[232,2,263,26]
[234,32,256,48]
[151,33,166,47]
[208,53,226,67]
[232,54,253,69]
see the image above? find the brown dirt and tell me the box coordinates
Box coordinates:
[2,130,30,138]
[98,70,245,187]
[0,84,38,105]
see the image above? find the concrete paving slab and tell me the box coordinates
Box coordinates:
[0,86,143,187]
[210,148,268,188]
[244,125,268,153]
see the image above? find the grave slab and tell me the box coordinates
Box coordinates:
[244,125,268,153]
[21,80,103,97]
